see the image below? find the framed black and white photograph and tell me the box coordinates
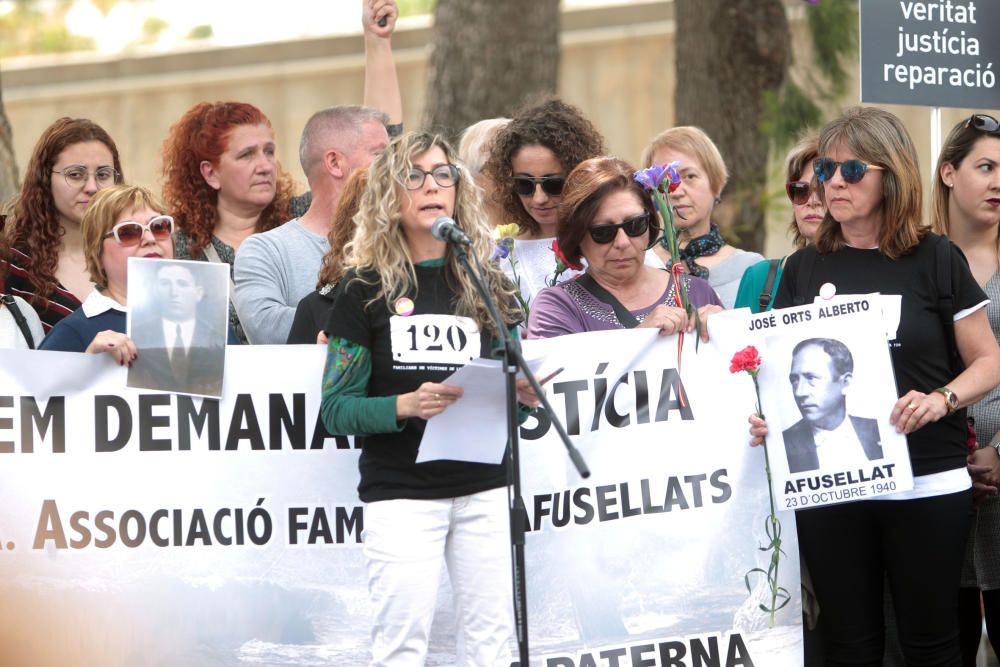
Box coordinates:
[126,258,230,397]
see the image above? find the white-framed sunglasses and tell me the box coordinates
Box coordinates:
[104,215,175,246]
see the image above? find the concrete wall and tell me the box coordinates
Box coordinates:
[2,1,993,256]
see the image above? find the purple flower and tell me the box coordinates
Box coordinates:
[634,161,682,192]
[491,237,514,261]
[634,164,667,191]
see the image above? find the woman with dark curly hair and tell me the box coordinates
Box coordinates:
[483,98,606,309]
[3,117,124,332]
[161,101,295,343]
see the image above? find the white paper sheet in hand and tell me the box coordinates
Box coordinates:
[417,359,508,464]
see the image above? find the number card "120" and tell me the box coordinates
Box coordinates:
[389,314,481,366]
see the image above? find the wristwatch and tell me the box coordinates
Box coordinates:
[933,387,959,415]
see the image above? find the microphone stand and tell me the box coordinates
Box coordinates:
[452,242,590,667]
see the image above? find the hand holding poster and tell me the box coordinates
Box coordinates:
[749,295,914,510]
[516,326,803,665]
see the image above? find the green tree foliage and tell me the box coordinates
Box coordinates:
[398,0,435,17]
[0,2,93,57]
[763,0,859,151]
[187,24,213,40]
[142,16,169,43]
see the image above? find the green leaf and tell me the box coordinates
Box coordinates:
[808,0,859,96]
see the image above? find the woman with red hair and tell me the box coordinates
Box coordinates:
[161,101,295,343]
[3,117,124,331]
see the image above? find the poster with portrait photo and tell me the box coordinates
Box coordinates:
[751,294,913,510]
[126,258,230,398]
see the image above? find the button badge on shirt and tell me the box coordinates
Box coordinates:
[394,297,415,317]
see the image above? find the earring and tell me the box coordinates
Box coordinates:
[713,196,722,205]
[944,182,953,188]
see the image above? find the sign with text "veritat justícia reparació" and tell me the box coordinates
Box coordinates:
[860,0,1000,108]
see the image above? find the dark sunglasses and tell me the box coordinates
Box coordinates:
[785,180,818,205]
[104,215,174,246]
[588,212,650,244]
[813,157,884,185]
[512,175,565,197]
[966,114,999,133]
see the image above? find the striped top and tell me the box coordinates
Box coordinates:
[4,246,83,333]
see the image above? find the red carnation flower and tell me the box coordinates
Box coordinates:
[551,239,583,271]
[729,345,761,375]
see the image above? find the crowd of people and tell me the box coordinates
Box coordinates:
[2,1,1000,665]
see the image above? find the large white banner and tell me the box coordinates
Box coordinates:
[0,317,803,666]
[518,322,801,666]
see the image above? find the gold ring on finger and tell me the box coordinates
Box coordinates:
[907,403,917,411]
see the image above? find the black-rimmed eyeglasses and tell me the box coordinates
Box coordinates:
[404,164,460,190]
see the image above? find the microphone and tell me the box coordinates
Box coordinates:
[432,216,472,246]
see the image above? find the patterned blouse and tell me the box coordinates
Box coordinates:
[4,246,83,333]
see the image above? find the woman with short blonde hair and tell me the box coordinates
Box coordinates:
[40,185,173,361]
[640,125,763,307]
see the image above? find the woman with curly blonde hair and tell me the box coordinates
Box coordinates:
[320,130,537,665]
[3,117,123,331]
[161,101,295,342]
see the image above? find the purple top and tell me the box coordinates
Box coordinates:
[527,271,722,338]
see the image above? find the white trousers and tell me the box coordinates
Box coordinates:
[363,486,514,667]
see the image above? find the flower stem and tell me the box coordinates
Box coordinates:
[755,379,782,627]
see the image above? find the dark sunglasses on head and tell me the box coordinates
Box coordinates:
[813,157,884,185]
[966,114,999,133]
[785,180,819,205]
[512,175,565,197]
[588,212,650,244]
[104,215,174,246]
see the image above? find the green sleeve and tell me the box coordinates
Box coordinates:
[320,336,405,436]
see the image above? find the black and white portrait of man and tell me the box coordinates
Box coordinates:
[127,259,229,397]
[782,337,883,473]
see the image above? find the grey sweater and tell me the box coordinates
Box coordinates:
[233,219,329,344]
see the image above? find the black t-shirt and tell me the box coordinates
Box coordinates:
[326,263,508,502]
[776,234,987,476]
[287,288,334,344]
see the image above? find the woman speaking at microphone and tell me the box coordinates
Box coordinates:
[320,130,538,666]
